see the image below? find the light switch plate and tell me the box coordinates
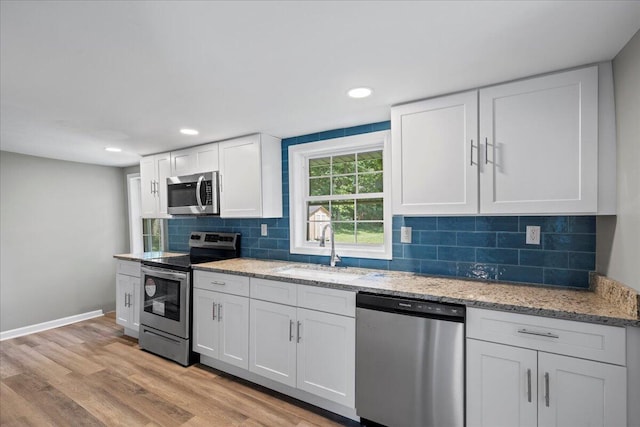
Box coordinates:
[261,224,268,236]
[526,225,541,245]
[400,226,412,244]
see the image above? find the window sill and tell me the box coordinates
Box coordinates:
[291,243,391,260]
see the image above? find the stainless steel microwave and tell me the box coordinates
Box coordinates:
[167,171,219,215]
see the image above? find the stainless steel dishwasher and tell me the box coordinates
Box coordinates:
[355,293,465,427]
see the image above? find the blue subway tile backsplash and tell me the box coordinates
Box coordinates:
[168,120,596,289]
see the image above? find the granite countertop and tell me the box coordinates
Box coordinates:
[113,251,187,261]
[193,258,640,327]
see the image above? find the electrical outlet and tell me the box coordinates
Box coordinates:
[261,224,268,236]
[400,226,412,244]
[526,225,541,245]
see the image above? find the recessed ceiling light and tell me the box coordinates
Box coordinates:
[180,128,199,135]
[347,87,373,98]
[105,147,122,152]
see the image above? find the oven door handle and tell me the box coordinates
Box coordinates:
[141,266,188,282]
[196,175,205,211]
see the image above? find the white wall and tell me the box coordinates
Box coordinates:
[0,151,128,332]
[597,30,640,292]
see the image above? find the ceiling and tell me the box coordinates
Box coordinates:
[1,1,639,167]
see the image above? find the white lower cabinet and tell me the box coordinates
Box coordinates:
[192,272,357,414]
[466,308,627,427]
[537,352,626,427]
[249,299,297,387]
[467,339,538,427]
[248,299,356,408]
[249,299,355,407]
[115,260,141,336]
[295,307,355,406]
[192,288,249,370]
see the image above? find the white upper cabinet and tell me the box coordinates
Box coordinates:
[218,134,282,218]
[392,90,479,215]
[479,66,598,214]
[170,142,219,176]
[391,64,615,215]
[140,152,171,218]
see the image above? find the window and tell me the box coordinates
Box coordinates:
[142,218,165,252]
[127,172,166,253]
[289,131,391,260]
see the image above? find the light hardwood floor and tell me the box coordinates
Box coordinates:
[0,313,355,427]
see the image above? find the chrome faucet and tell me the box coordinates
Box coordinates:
[319,223,341,267]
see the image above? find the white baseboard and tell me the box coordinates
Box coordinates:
[0,310,104,341]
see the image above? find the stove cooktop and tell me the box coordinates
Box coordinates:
[141,231,240,272]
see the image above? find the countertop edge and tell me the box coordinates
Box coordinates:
[114,252,187,262]
[193,263,640,328]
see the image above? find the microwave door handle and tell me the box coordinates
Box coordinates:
[195,175,205,211]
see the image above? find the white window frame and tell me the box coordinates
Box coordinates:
[289,130,392,260]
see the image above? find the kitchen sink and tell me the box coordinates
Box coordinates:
[276,266,365,283]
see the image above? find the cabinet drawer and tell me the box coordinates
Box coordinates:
[193,271,249,297]
[297,285,355,317]
[117,260,140,278]
[250,278,297,306]
[467,308,626,365]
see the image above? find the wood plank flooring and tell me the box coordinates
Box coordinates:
[0,313,355,427]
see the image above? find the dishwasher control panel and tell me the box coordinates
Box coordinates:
[356,292,465,320]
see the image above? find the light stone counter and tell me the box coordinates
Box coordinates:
[113,252,187,262]
[193,258,640,327]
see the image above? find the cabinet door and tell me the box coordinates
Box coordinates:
[155,153,171,217]
[219,135,263,217]
[479,66,598,214]
[170,148,196,176]
[195,143,219,173]
[391,90,479,215]
[192,288,220,359]
[538,352,626,427]
[218,293,249,369]
[115,274,133,328]
[296,308,355,407]
[249,299,297,387]
[467,339,537,427]
[140,156,157,218]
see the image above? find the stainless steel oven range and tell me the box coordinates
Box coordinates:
[139,231,240,366]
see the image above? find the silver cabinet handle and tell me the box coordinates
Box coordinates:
[219,173,223,192]
[527,369,532,403]
[517,328,559,339]
[470,139,474,166]
[484,137,488,164]
[195,175,205,211]
[125,293,130,307]
[150,180,154,195]
[544,372,550,407]
[218,303,222,322]
[289,320,294,342]
[211,281,226,286]
[297,321,302,343]
[212,301,216,320]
